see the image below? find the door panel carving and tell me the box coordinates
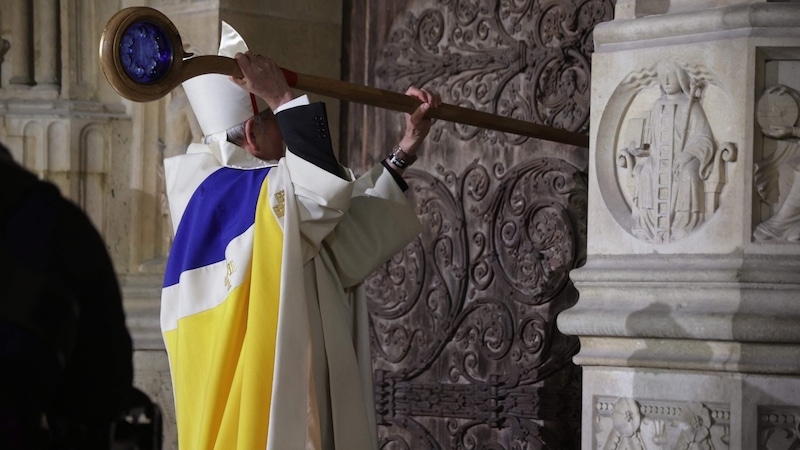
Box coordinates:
[365,158,586,448]
[344,0,613,447]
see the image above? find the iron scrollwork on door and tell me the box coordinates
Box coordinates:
[376,0,614,144]
[364,157,587,448]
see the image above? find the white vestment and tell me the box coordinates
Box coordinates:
[161,135,422,449]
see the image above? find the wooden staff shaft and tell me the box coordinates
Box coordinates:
[292,72,589,147]
[185,55,589,148]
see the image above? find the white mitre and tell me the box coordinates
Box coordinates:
[182,21,269,140]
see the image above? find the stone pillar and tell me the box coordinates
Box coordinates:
[557,1,800,449]
[33,0,59,89]
[9,0,33,87]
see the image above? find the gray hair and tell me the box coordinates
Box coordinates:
[203,109,274,146]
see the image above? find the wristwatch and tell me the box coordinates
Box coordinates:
[389,145,417,169]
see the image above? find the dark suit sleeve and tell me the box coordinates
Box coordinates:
[275,102,343,178]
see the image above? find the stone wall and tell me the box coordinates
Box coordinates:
[557,1,800,448]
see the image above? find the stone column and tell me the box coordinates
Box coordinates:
[9,0,33,87]
[557,1,800,449]
[33,0,59,89]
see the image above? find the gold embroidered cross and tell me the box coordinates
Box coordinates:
[273,189,286,218]
[224,260,236,290]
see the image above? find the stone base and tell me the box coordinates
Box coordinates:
[122,274,177,449]
[584,366,800,449]
[133,350,177,450]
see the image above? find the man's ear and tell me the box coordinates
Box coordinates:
[243,118,259,150]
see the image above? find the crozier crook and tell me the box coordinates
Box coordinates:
[99,6,589,147]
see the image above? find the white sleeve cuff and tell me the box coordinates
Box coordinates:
[274,94,310,114]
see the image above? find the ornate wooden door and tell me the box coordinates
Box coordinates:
[342,1,614,448]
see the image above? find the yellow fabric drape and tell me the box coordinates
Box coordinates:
[163,179,282,449]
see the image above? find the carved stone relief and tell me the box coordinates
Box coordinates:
[598,59,738,244]
[753,83,800,242]
[759,406,800,450]
[595,396,730,449]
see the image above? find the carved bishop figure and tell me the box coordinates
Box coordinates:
[621,60,719,243]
